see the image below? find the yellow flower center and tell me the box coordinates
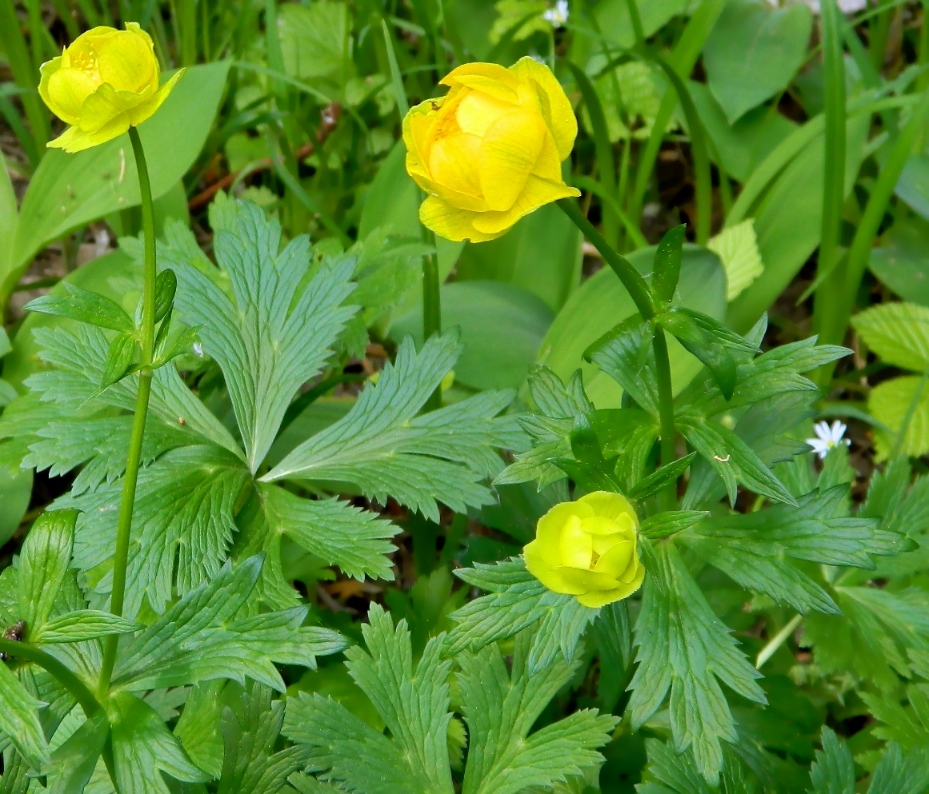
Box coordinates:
[72,49,100,82]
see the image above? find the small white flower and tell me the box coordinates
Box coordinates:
[543,0,569,27]
[806,420,851,460]
[193,342,204,358]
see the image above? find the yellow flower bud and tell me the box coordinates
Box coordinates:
[403,58,580,243]
[524,492,645,608]
[38,23,184,153]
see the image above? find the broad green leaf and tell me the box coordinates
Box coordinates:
[540,245,726,407]
[33,610,142,644]
[455,202,582,312]
[169,198,358,472]
[703,0,813,123]
[46,712,108,794]
[895,154,929,222]
[868,219,929,306]
[627,542,765,784]
[390,281,554,391]
[689,81,797,184]
[6,61,230,304]
[852,302,929,372]
[279,1,351,84]
[458,633,617,794]
[113,556,346,692]
[0,467,30,548]
[868,375,929,459]
[59,445,250,616]
[708,219,764,301]
[109,692,209,794]
[284,605,455,794]
[264,333,520,521]
[808,727,853,794]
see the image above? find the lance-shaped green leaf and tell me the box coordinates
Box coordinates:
[652,225,686,305]
[0,658,50,771]
[18,509,76,634]
[33,611,142,644]
[263,333,519,521]
[808,727,854,794]
[169,199,358,472]
[627,542,765,784]
[585,314,659,415]
[46,711,109,794]
[24,282,134,333]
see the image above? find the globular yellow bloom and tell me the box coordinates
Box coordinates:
[403,57,580,243]
[524,492,645,608]
[39,23,183,153]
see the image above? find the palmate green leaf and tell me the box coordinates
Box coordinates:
[585,314,659,415]
[57,445,250,616]
[259,484,398,582]
[0,658,49,771]
[108,692,209,794]
[862,682,929,750]
[681,488,897,614]
[218,684,308,794]
[808,728,853,794]
[635,737,761,794]
[284,605,455,794]
[804,586,929,692]
[113,555,346,693]
[867,742,929,794]
[627,542,765,785]
[496,366,594,489]
[445,558,599,672]
[168,197,358,473]
[264,332,520,521]
[459,633,617,794]
[678,415,797,506]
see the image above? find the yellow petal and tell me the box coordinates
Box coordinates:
[403,99,438,180]
[558,566,619,592]
[576,566,644,608]
[524,547,586,595]
[45,63,99,125]
[594,540,635,578]
[577,491,638,526]
[441,62,519,93]
[77,84,148,132]
[429,132,483,203]
[471,174,579,235]
[478,110,545,212]
[47,113,130,153]
[559,515,593,569]
[129,68,184,126]
[419,195,499,243]
[511,56,577,160]
[97,26,158,93]
[532,130,567,183]
[456,90,517,138]
[536,502,592,553]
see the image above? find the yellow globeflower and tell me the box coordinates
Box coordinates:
[524,492,645,608]
[39,23,184,153]
[403,57,580,243]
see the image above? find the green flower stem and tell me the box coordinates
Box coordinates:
[755,613,803,670]
[98,126,158,696]
[0,638,100,717]
[421,218,442,411]
[557,199,677,499]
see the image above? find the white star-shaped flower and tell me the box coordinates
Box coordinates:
[543,0,569,27]
[806,420,851,460]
